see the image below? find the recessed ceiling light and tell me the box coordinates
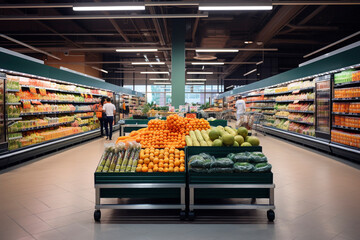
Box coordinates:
[243,68,257,76]
[132,62,165,65]
[187,79,207,81]
[116,49,158,52]
[191,62,224,65]
[195,49,238,53]
[199,3,272,11]
[244,41,253,44]
[187,72,213,74]
[73,3,145,11]
[140,71,169,74]
[154,82,171,85]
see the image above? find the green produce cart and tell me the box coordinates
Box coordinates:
[94,172,186,221]
[186,146,275,221]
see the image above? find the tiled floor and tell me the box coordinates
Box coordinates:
[0,132,359,240]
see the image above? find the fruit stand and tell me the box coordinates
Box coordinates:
[94,115,274,222]
[186,146,275,221]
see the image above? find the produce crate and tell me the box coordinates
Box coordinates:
[208,119,227,127]
[185,146,275,221]
[94,171,186,221]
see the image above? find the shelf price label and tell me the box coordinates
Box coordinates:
[292,90,300,94]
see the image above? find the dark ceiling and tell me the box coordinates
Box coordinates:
[1,0,360,90]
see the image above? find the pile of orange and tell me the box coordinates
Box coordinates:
[136,147,186,173]
[116,115,211,148]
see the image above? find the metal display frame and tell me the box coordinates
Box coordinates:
[94,183,186,221]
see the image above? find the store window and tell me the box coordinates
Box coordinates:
[135,85,146,93]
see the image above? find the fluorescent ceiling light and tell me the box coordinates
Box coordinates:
[154,82,171,85]
[243,68,257,76]
[73,3,145,11]
[256,61,264,65]
[226,85,234,89]
[196,49,238,53]
[149,78,169,81]
[187,72,213,74]
[132,62,165,65]
[116,49,158,52]
[91,66,108,74]
[191,62,224,65]
[187,82,204,85]
[187,79,207,81]
[140,71,169,74]
[199,4,272,11]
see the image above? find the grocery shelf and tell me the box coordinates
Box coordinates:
[332,125,360,132]
[20,110,92,116]
[275,116,288,119]
[288,119,314,125]
[262,126,330,152]
[263,112,275,115]
[284,110,314,114]
[79,123,90,127]
[275,99,314,103]
[6,102,21,105]
[21,99,98,104]
[263,87,314,96]
[10,121,74,133]
[5,89,20,92]
[0,129,101,168]
[21,85,108,97]
[332,97,360,101]
[332,112,360,117]
[246,100,275,103]
[80,116,94,119]
[334,81,360,88]
[8,117,22,121]
[330,142,360,164]
[8,136,22,141]
[250,107,275,109]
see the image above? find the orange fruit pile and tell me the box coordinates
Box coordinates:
[136,147,186,173]
[138,115,210,148]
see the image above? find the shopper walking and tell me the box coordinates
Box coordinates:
[103,97,116,140]
[235,96,246,121]
[94,97,106,136]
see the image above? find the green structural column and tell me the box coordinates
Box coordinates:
[171,19,186,108]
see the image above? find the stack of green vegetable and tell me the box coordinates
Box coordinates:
[188,151,272,173]
[95,142,141,173]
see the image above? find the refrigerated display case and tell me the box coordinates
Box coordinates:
[315,75,331,140]
[0,74,7,152]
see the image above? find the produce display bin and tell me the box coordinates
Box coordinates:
[120,124,148,136]
[208,119,227,127]
[124,119,149,125]
[94,172,186,221]
[185,146,275,221]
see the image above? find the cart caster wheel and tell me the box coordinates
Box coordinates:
[267,210,275,222]
[188,211,195,221]
[94,210,101,222]
[180,211,186,221]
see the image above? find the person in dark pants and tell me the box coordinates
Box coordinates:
[102,97,116,140]
[94,97,106,136]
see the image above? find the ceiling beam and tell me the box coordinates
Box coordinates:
[224,6,305,77]
[0,14,209,21]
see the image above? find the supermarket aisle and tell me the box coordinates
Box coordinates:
[0,135,360,240]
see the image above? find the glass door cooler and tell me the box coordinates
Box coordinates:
[315,74,331,140]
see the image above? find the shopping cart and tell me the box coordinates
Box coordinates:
[221,109,236,121]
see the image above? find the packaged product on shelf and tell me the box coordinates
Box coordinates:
[331,130,360,148]
[334,70,354,84]
[6,75,20,91]
[253,163,272,172]
[334,116,360,128]
[334,87,360,98]
[6,93,20,103]
[352,71,360,82]
[233,162,255,173]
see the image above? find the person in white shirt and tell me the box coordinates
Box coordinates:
[102,97,116,140]
[235,96,246,121]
